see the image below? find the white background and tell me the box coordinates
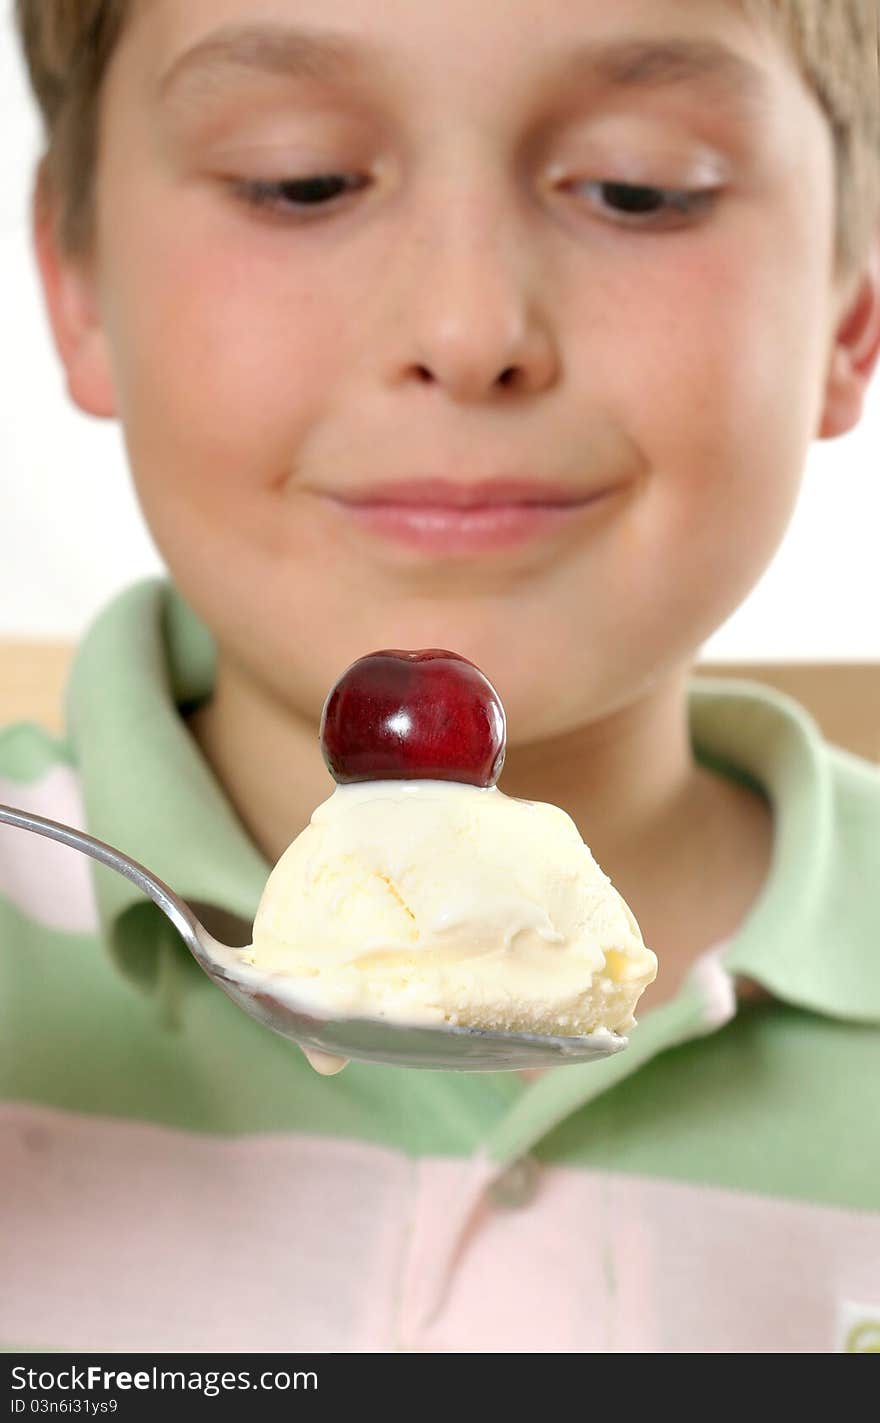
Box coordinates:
[1,9,877,656]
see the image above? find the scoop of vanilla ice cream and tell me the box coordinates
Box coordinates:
[246,780,657,1036]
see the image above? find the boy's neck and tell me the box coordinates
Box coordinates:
[186,655,773,1001]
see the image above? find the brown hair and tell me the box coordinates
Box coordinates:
[14,0,880,274]
[15,0,128,253]
[744,0,880,275]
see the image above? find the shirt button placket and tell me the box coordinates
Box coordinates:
[486,1154,541,1209]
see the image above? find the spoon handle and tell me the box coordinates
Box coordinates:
[0,801,212,968]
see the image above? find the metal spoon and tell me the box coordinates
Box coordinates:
[0,802,627,1071]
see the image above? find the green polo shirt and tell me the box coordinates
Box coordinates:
[1,576,878,1353]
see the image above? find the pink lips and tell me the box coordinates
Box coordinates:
[321,478,618,555]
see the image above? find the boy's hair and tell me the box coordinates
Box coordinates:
[14,0,880,277]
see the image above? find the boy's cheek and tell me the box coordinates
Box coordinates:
[97,167,345,419]
[103,277,336,506]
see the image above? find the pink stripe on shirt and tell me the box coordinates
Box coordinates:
[0,766,98,933]
[3,1102,879,1352]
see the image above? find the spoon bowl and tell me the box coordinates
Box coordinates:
[0,801,627,1071]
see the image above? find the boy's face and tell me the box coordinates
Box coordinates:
[54,0,860,737]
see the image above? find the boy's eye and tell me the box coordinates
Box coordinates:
[230,173,718,229]
[233,173,369,213]
[571,180,718,226]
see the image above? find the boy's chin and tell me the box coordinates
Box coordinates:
[211,593,686,747]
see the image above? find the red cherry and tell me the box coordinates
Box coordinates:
[320,650,506,787]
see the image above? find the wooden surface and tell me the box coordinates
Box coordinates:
[0,642,75,738]
[0,640,878,763]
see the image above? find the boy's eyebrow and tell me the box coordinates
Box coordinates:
[157,24,382,98]
[157,22,772,115]
[565,35,772,113]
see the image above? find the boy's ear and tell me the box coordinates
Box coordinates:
[31,166,117,420]
[818,232,880,439]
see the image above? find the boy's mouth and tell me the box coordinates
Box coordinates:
[317,477,622,556]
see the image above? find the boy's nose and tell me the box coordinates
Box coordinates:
[388,207,561,403]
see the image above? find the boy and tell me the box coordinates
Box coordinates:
[2,0,879,1352]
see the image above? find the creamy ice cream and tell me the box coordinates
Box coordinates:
[246,778,657,1037]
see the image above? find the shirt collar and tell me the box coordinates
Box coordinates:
[689,674,880,1024]
[65,577,269,994]
[65,576,880,1024]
